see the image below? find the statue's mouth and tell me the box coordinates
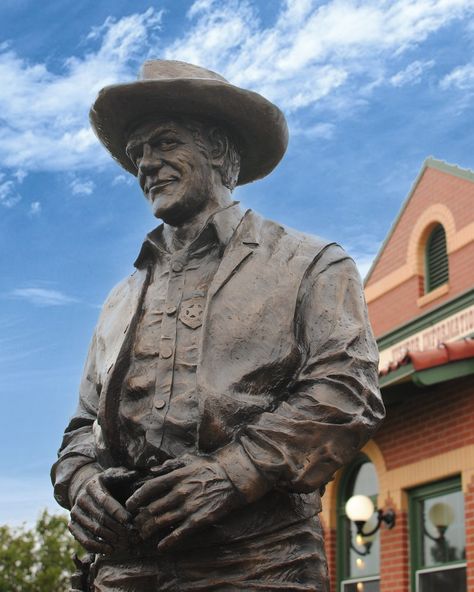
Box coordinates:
[147,178,178,194]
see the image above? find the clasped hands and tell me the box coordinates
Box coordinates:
[69,455,242,555]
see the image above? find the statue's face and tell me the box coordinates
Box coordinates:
[126,119,213,225]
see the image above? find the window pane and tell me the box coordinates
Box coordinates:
[421,490,465,567]
[418,566,466,592]
[343,580,380,592]
[347,520,380,578]
[352,462,378,497]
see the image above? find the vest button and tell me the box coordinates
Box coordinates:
[160,345,173,359]
[172,261,184,273]
[154,399,166,410]
[166,305,177,316]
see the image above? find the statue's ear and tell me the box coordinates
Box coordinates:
[208,127,227,168]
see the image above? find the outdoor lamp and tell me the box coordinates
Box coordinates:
[425,502,454,542]
[345,494,396,556]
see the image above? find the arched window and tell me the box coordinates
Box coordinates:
[338,455,380,592]
[425,224,449,293]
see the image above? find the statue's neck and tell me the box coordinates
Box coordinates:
[163,191,233,251]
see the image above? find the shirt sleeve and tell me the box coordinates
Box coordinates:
[50,332,101,509]
[217,244,385,501]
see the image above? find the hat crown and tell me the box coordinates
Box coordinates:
[140,60,229,84]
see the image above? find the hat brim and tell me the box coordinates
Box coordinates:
[89,78,288,185]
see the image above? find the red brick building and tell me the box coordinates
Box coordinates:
[321,157,474,592]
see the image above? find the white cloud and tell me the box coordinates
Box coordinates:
[165,0,474,113]
[70,176,95,196]
[0,2,473,175]
[0,8,163,173]
[13,169,27,183]
[10,287,78,306]
[390,59,435,87]
[440,63,474,89]
[292,122,336,139]
[112,173,134,186]
[0,177,21,207]
[29,201,41,215]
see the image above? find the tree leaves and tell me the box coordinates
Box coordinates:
[0,509,83,592]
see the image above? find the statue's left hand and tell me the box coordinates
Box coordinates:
[126,455,242,552]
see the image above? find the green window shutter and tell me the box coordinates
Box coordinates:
[425,224,449,292]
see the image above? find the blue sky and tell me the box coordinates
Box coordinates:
[1,0,474,524]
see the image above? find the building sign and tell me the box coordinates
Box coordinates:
[379,304,474,369]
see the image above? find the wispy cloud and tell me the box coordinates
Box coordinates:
[70,176,95,196]
[112,173,134,186]
[0,1,473,176]
[0,173,21,207]
[292,122,336,139]
[165,0,474,112]
[28,201,41,216]
[10,287,79,306]
[390,59,435,87]
[0,8,163,173]
[440,63,474,89]
[13,169,27,183]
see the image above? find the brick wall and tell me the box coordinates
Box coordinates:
[375,378,474,471]
[321,515,337,592]
[380,498,409,592]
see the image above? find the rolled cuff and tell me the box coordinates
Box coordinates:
[215,442,270,504]
[68,462,102,508]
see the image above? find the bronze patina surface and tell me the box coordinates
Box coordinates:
[52,60,384,592]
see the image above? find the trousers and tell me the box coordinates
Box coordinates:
[92,517,329,591]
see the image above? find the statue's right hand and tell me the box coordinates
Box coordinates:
[68,468,135,555]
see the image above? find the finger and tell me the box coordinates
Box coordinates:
[76,497,133,541]
[126,473,179,512]
[140,509,184,539]
[75,493,132,536]
[86,480,132,524]
[133,490,181,531]
[157,514,200,552]
[71,505,118,545]
[68,520,114,555]
[139,490,182,522]
[149,459,185,476]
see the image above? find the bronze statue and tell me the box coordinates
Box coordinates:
[52,60,384,591]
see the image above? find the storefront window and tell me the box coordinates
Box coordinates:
[409,477,466,592]
[338,455,380,592]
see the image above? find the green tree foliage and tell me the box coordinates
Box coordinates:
[0,510,82,592]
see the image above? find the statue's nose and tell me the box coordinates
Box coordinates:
[138,144,163,176]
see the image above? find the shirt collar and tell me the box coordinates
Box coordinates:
[134,202,244,269]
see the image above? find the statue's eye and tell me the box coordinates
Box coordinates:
[156,138,178,151]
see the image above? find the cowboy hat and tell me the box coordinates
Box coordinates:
[89,60,288,185]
